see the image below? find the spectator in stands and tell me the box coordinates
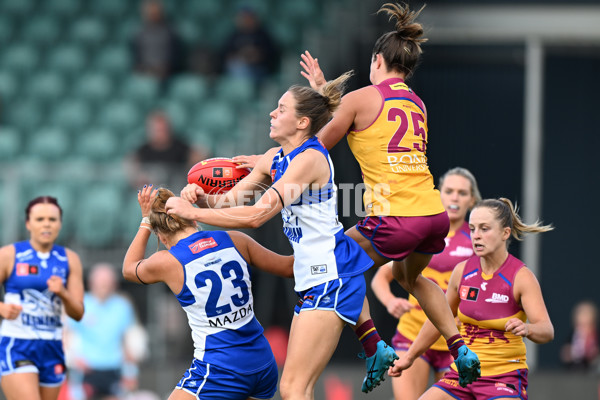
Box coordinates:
[66,263,147,400]
[220,6,280,86]
[125,110,208,190]
[560,300,599,371]
[131,0,183,84]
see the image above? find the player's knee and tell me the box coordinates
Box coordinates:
[278,376,294,399]
[279,376,311,400]
[392,267,417,293]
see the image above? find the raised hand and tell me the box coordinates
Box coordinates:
[300,51,326,92]
[138,185,158,217]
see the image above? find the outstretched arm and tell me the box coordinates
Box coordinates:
[180,148,277,208]
[227,231,293,278]
[166,149,328,229]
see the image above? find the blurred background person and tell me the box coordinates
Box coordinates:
[560,300,599,371]
[390,198,555,398]
[131,0,183,85]
[372,167,481,399]
[125,110,207,190]
[220,6,280,86]
[0,196,84,400]
[66,263,146,400]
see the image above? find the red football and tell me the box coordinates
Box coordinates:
[187,158,251,194]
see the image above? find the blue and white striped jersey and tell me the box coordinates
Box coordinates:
[1,241,69,340]
[270,136,373,291]
[169,231,274,373]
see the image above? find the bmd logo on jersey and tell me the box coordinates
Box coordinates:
[459,285,479,301]
[189,238,218,254]
[485,293,510,303]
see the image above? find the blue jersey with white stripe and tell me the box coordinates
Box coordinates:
[270,136,373,291]
[169,231,274,373]
[1,241,69,340]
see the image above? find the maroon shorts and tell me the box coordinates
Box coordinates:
[392,330,453,372]
[356,213,450,261]
[434,369,528,400]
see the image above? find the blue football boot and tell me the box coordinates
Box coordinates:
[455,346,481,387]
[359,340,399,393]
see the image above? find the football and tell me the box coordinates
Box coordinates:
[187,158,251,194]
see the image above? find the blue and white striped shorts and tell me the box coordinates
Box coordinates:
[175,357,278,400]
[294,274,366,325]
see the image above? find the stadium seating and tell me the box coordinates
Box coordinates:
[1,0,318,247]
[26,127,71,161]
[192,100,238,138]
[97,99,142,133]
[0,0,35,17]
[20,15,62,46]
[73,72,114,105]
[167,74,210,106]
[177,18,204,44]
[50,100,92,134]
[7,99,45,134]
[0,70,19,103]
[1,45,39,77]
[74,127,120,161]
[68,17,108,48]
[26,72,67,104]
[0,127,22,161]
[214,76,256,107]
[41,0,81,19]
[0,15,15,46]
[94,47,131,78]
[88,0,131,21]
[181,1,223,20]
[47,44,88,76]
[120,75,160,108]
[75,186,123,248]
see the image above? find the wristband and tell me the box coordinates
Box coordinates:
[140,216,152,231]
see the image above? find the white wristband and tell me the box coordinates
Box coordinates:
[141,217,150,225]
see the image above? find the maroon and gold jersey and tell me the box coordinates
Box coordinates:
[346,78,444,217]
[456,254,528,376]
[397,221,473,351]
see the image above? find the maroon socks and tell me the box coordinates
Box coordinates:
[355,320,381,357]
